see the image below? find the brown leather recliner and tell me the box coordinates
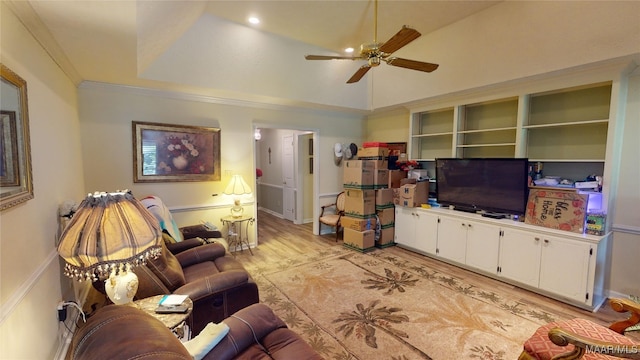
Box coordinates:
[133,241,259,336]
[69,303,323,360]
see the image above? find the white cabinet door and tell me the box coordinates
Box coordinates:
[436,217,468,264]
[499,228,541,287]
[465,221,501,274]
[539,235,591,303]
[414,211,438,255]
[394,207,416,248]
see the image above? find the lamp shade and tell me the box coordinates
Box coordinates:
[223,175,252,195]
[57,190,162,282]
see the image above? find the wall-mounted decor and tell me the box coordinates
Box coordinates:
[1,64,34,211]
[133,121,221,183]
[524,188,588,234]
[1,111,19,186]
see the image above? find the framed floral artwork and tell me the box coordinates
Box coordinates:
[132,121,221,183]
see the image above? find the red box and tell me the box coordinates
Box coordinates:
[362,142,388,148]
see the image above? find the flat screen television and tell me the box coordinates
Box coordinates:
[435,158,529,216]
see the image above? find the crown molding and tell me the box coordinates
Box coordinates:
[78,80,370,117]
[5,0,83,85]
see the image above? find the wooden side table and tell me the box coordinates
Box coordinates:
[220,214,255,256]
[135,295,193,339]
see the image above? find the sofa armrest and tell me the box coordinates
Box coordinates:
[166,238,205,254]
[181,224,222,240]
[174,270,249,301]
[203,304,287,360]
[175,242,226,268]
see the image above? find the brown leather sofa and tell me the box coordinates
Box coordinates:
[69,303,323,360]
[133,241,259,336]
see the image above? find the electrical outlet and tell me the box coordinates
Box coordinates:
[57,301,67,322]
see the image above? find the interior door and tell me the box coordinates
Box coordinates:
[282,134,296,221]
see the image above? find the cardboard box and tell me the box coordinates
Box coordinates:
[375,188,395,209]
[358,147,390,158]
[376,227,395,247]
[374,169,389,189]
[393,181,429,207]
[376,207,395,226]
[344,228,375,252]
[343,160,375,189]
[357,157,388,169]
[344,189,376,218]
[341,216,376,231]
[388,170,407,188]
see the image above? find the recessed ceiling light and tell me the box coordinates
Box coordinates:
[248,17,260,25]
[345,47,354,53]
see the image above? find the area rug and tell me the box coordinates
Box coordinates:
[244,247,565,360]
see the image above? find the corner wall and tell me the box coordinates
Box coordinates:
[0,4,85,358]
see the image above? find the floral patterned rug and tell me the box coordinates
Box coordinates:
[244,246,565,360]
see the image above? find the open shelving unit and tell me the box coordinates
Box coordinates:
[409,82,612,179]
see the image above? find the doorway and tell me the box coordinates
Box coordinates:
[254,126,318,226]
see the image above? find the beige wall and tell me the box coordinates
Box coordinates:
[78,83,364,236]
[0,4,85,359]
[365,108,410,144]
[609,73,640,297]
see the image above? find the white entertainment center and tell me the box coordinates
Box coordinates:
[396,67,631,311]
[394,206,609,311]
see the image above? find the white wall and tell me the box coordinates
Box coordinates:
[0,4,85,359]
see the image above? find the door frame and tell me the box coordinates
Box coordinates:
[253,123,319,229]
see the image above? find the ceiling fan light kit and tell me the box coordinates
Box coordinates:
[304,0,439,83]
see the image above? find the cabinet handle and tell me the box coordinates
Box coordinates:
[467,224,472,228]
[535,237,540,241]
[461,223,466,227]
[544,239,549,244]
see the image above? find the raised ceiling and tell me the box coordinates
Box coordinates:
[10,1,500,110]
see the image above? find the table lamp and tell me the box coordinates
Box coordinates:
[223,174,252,217]
[57,190,162,306]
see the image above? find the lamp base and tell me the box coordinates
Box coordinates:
[104,270,139,306]
[230,199,244,218]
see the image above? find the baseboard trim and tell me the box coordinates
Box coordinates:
[258,207,284,218]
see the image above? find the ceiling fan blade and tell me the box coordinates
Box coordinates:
[385,57,439,72]
[379,26,421,54]
[305,55,362,61]
[347,65,371,83]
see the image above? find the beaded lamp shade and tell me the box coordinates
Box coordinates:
[57,190,162,282]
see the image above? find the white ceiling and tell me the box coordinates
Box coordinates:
[9,1,501,110]
[19,1,497,81]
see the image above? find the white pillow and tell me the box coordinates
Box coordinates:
[182,322,230,360]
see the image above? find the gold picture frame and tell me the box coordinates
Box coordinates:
[1,64,34,211]
[133,121,221,183]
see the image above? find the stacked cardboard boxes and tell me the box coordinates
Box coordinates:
[358,144,399,249]
[342,160,377,252]
[375,188,395,248]
[393,179,429,208]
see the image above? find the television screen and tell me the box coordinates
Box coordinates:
[435,158,529,215]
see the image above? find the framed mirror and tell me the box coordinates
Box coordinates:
[1,64,33,210]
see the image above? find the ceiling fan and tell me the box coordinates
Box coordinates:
[304,0,439,84]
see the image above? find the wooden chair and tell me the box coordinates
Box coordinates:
[519,298,640,359]
[319,192,345,241]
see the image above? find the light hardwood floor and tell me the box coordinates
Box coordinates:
[235,209,638,337]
